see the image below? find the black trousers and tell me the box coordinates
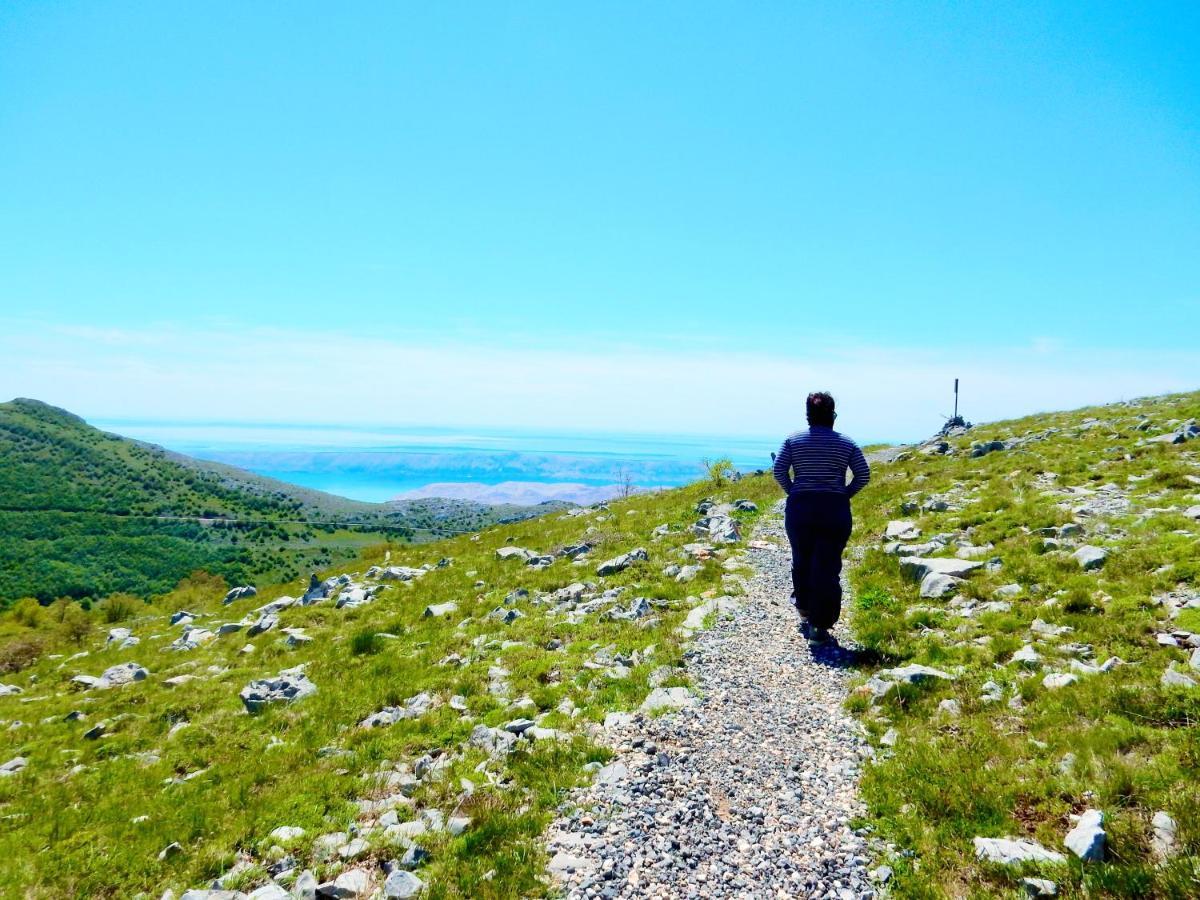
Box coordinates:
[784,492,852,630]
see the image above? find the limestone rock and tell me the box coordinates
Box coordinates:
[972,836,1066,865]
[1072,545,1108,570]
[596,548,648,576]
[1064,808,1105,862]
[899,556,984,581]
[223,586,256,604]
[239,667,316,713]
[920,572,963,599]
[640,687,696,713]
[1151,811,1178,860]
[382,870,424,899]
[1042,673,1078,689]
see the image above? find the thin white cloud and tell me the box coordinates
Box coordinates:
[1,321,1194,443]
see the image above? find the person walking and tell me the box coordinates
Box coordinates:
[772,392,870,643]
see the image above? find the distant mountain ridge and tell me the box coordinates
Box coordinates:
[0,398,567,603]
[394,480,661,506]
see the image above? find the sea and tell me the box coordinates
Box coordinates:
[93,420,783,505]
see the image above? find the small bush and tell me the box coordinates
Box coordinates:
[351,628,384,655]
[703,457,736,486]
[0,636,45,674]
[99,593,140,624]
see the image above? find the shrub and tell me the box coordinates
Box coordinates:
[9,597,44,629]
[0,636,45,673]
[703,457,736,486]
[98,593,140,624]
[351,628,384,655]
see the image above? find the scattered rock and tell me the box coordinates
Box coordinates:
[239,667,317,713]
[1064,809,1106,862]
[596,548,649,576]
[223,586,257,604]
[1021,877,1058,898]
[639,686,696,713]
[382,870,423,899]
[1042,673,1078,690]
[1161,668,1197,689]
[899,556,984,581]
[1072,545,1108,571]
[1151,810,1178,860]
[972,836,1066,865]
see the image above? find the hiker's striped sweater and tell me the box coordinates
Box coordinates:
[773,426,871,497]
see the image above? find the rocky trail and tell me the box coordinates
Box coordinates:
[545,509,878,900]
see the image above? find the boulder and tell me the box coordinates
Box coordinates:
[677,596,739,635]
[0,756,27,776]
[693,514,741,544]
[1043,673,1078,690]
[899,557,984,581]
[920,572,962,599]
[382,870,424,899]
[223,586,257,604]
[1151,811,1178,860]
[970,440,1007,458]
[972,836,1066,865]
[596,548,648,576]
[239,667,317,713]
[468,724,516,756]
[1161,668,1197,689]
[324,868,371,898]
[246,614,278,637]
[865,664,955,700]
[1011,646,1041,668]
[1064,809,1105,862]
[105,661,150,684]
[422,601,458,618]
[884,520,921,541]
[1072,545,1107,571]
[377,566,426,582]
[639,687,696,713]
[1020,878,1059,898]
[496,547,536,562]
[360,693,437,728]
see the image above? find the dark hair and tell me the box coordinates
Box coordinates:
[806,391,836,427]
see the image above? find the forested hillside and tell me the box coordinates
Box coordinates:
[0,400,563,604]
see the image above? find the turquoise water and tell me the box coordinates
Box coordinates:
[94,420,783,503]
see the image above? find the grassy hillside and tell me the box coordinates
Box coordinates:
[0,466,777,898]
[0,399,564,604]
[1,391,1197,898]
[847,390,1200,897]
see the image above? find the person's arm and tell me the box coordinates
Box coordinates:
[846,443,871,498]
[772,438,793,493]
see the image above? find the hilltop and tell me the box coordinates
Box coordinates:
[0,399,566,604]
[0,390,1197,898]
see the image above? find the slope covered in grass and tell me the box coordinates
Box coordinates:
[0,398,565,604]
[0,468,780,898]
[846,390,1200,897]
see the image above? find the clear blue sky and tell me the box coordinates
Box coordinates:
[1,2,1197,439]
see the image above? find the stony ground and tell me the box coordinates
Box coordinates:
[545,510,877,900]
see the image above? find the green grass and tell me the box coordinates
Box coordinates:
[0,471,780,897]
[846,390,1200,897]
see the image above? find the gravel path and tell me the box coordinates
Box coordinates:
[545,511,877,899]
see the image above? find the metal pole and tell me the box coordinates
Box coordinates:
[953,378,959,420]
